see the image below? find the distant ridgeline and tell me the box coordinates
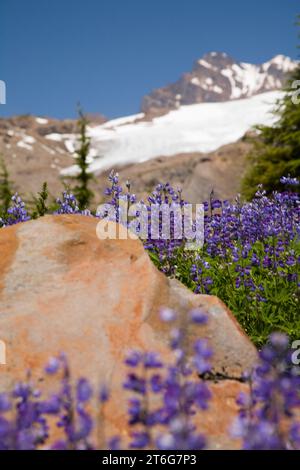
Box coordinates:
[141,52,297,114]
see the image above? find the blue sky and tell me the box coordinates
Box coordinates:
[0,0,299,119]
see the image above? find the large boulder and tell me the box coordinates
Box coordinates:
[0,215,257,448]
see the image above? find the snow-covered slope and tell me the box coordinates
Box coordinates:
[58,90,282,176]
[141,52,296,113]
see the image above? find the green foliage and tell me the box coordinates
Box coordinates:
[151,237,300,348]
[72,108,94,210]
[32,182,49,218]
[0,155,13,218]
[242,20,300,199]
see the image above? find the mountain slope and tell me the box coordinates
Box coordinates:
[100,139,252,203]
[141,52,296,114]
[0,112,251,204]
[60,90,282,176]
[0,52,295,203]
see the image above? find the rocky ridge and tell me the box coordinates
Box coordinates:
[141,52,297,115]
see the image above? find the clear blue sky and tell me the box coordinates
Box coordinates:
[0,0,299,119]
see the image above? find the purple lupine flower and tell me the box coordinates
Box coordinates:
[125,350,142,368]
[193,339,212,374]
[234,332,300,450]
[1,193,30,226]
[129,431,150,449]
[108,436,121,450]
[122,308,212,451]
[55,191,80,214]
[76,378,93,403]
[45,357,60,375]
[0,394,11,413]
[144,353,163,369]
[156,433,176,450]
[124,373,146,394]
[150,374,164,393]
[160,307,177,323]
[128,397,144,425]
[99,385,109,403]
[189,309,208,325]
[72,406,93,442]
[38,395,61,414]
[280,176,299,186]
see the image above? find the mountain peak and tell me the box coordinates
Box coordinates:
[202,51,231,60]
[195,51,235,70]
[265,54,297,72]
[141,52,297,115]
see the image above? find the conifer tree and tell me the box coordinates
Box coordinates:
[73,108,94,209]
[242,17,300,198]
[32,182,49,218]
[0,155,13,217]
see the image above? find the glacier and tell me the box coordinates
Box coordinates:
[56,90,282,176]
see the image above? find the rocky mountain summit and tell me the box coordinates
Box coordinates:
[141,52,297,114]
[0,52,296,203]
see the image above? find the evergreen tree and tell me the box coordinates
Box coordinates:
[0,155,13,217]
[32,182,49,218]
[242,17,300,199]
[72,108,94,210]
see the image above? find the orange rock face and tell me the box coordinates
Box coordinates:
[0,215,257,448]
